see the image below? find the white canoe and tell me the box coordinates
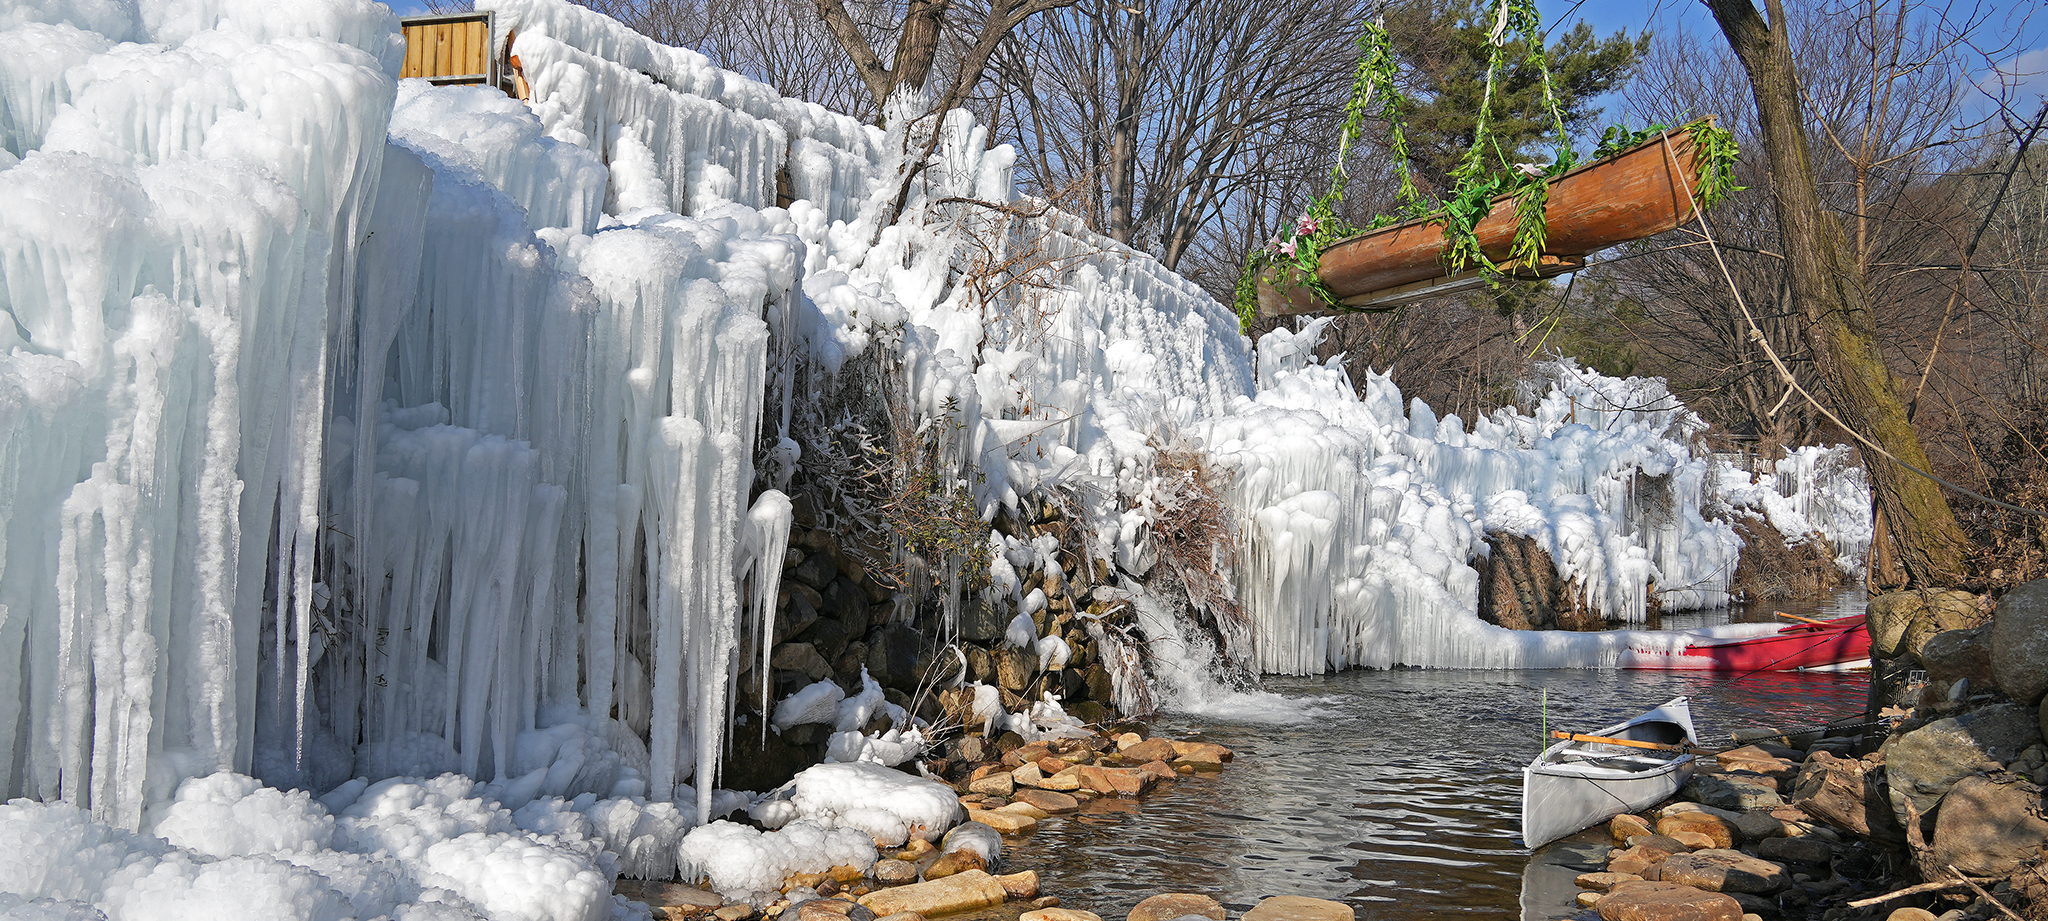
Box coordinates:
[1521,696,1699,849]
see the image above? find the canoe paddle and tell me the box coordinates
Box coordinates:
[1547,731,1720,755]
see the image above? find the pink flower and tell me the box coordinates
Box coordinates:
[1295,215,1320,236]
[1278,239,1297,257]
[1514,162,1545,177]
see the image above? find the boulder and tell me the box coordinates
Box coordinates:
[1595,881,1742,921]
[1991,581,2048,706]
[866,625,925,692]
[1884,909,1937,921]
[1019,910,1102,921]
[871,860,919,885]
[968,773,1013,797]
[857,871,1006,918]
[1650,850,1790,894]
[1657,812,1736,849]
[1610,840,1685,877]
[1929,774,2048,877]
[1728,811,1786,843]
[996,871,1040,899]
[1884,703,2043,825]
[1128,894,1227,921]
[922,851,986,880]
[1035,768,1083,792]
[1715,747,1799,785]
[1170,742,1234,764]
[1240,896,1354,921]
[1688,774,1785,811]
[1789,752,1891,837]
[963,809,1036,834]
[772,643,834,682]
[1119,738,1178,764]
[1867,590,1986,660]
[1752,835,1833,866]
[995,647,1035,693]
[1920,625,1997,691]
[614,880,723,914]
[1011,789,1080,814]
[1610,814,1655,843]
[1576,872,1643,892]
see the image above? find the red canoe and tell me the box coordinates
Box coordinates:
[1620,614,1870,672]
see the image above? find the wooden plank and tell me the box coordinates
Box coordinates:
[401,23,423,78]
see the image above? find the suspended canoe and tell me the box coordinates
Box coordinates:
[1258,122,1712,317]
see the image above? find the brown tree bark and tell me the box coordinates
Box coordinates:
[813,0,1076,118]
[1702,0,1974,588]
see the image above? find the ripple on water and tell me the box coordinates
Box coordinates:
[957,664,1866,921]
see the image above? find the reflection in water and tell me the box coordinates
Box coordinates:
[962,666,1865,921]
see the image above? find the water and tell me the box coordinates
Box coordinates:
[970,602,1871,921]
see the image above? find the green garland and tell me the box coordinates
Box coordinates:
[1232,0,1742,331]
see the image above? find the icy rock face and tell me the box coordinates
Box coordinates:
[1717,444,1872,577]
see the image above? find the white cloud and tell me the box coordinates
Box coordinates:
[1977,45,2048,104]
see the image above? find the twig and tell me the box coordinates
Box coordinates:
[1949,865,2026,921]
[1847,877,1986,907]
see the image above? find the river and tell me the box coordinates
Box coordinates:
[967,592,1869,921]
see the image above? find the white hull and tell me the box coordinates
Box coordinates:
[1520,697,1698,849]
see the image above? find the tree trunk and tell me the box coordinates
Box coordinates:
[1703,0,1974,588]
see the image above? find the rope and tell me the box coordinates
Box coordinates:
[1654,133,2048,520]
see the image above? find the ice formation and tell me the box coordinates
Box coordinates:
[0,0,1872,911]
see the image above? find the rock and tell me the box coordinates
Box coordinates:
[1577,872,1643,892]
[874,914,922,921]
[871,860,919,885]
[1136,761,1177,780]
[791,551,838,590]
[857,870,1007,918]
[1991,581,2048,706]
[1011,789,1080,814]
[996,871,1040,899]
[961,600,1007,644]
[1595,880,1742,921]
[1076,765,1153,797]
[964,809,1038,834]
[797,900,873,921]
[1577,891,1605,909]
[1036,768,1083,792]
[1128,894,1227,921]
[1611,814,1655,843]
[1884,909,1937,921]
[1241,895,1354,921]
[715,907,756,921]
[1752,835,1832,866]
[1716,746,1797,779]
[995,802,1050,820]
[866,625,925,692]
[922,851,986,879]
[1019,910,1102,921]
[968,772,1013,796]
[1610,840,1684,877]
[1929,774,2048,876]
[1657,812,1736,849]
[1728,811,1786,843]
[995,647,1035,693]
[1170,742,1233,764]
[1921,626,1998,692]
[1884,703,2043,826]
[1659,802,1743,822]
[1868,590,1986,660]
[772,643,834,682]
[1651,850,1790,894]
[1011,763,1044,786]
[1789,752,1891,837]
[616,880,724,914]
[1119,738,1178,764]
[1031,897,1061,910]
[1667,830,1717,850]
[1688,774,1785,811]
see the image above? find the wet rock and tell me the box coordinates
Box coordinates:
[1991,581,2048,706]
[1241,895,1354,921]
[1688,774,1785,811]
[873,913,922,921]
[1170,742,1234,764]
[1724,892,1776,917]
[1119,738,1178,764]
[1610,839,1686,877]
[1019,910,1101,921]
[968,773,1013,797]
[1929,774,2048,876]
[922,851,985,880]
[1595,880,1742,921]
[1884,703,2043,826]
[615,880,723,914]
[713,906,756,921]
[1012,789,1079,814]
[1667,830,1717,850]
[963,808,1037,834]
[1611,814,1655,843]
[871,860,919,885]
[1577,872,1644,892]
[1752,835,1832,866]
[856,871,1007,918]
[1789,752,1892,838]
[1657,812,1736,849]
[1650,850,1790,894]
[797,900,873,921]
[1128,893,1227,921]
[1036,768,1083,792]
[996,871,1040,899]
[994,802,1050,820]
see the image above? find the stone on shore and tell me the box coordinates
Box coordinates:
[1657,812,1736,849]
[1884,908,1937,921]
[964,808,1037,834]
[1649,850,1790,894]
[1989,580,2048,706]
[1883,703,2042,825]
[1728,811,1786,843]
[996,871,1041,899]
[871,860,919,884]
[616,880,723,914]
[1752,835,1832,867]
[1240,895,1353,921]
[969,773,1014,796]
[1020,910,1102,921]
[1610,814,1654,843]
[857,870,1006,918]
[1595,881,1742,921]
[1687,774,1785,811]
[1119,738,1178,764]
[1576,872,1643,892]
[1929,774,2048,876]
[1127,893,1227,921]
[1012,789,1081,814]
[922,851,985,880]
[1610,840,1685,877]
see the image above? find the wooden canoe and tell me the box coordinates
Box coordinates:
[1259,123,1709,317]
